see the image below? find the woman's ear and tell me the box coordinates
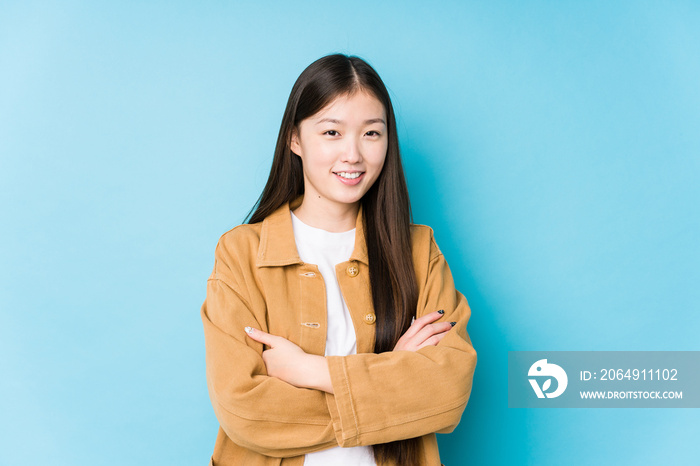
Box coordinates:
[290,128,301,157]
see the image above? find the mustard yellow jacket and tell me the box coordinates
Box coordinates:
[201,195,477,465]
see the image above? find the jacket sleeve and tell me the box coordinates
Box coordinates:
[324,232,477,447]
[201,242,338,458]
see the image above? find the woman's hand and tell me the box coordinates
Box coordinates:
[393,310,455,352]
[244,326,334,394]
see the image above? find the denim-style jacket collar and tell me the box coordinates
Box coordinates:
[255,194,369,268]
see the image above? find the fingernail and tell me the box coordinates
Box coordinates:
[244,326,254,334]
[450,321,456,327]
[437,310,445,315]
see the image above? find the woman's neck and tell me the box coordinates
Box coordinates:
[292,198,359,233]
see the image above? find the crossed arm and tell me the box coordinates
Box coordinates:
[242,310,455,394]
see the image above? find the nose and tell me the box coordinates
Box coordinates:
[340,138,362,164]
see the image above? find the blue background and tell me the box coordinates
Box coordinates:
[1,1,698,465]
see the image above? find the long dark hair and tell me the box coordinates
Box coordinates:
[246,54,421,465]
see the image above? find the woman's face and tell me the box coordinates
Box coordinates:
[290,90,388,210]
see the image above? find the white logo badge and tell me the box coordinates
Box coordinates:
[528,359,568,398]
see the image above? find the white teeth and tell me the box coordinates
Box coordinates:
[336,172,362,179]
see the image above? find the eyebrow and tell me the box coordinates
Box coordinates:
[315,118,386,126]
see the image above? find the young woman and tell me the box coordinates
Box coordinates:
[201,54,477,466]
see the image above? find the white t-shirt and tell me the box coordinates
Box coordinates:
[291,211,376,466]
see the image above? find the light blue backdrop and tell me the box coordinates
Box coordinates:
[1,1,698,465]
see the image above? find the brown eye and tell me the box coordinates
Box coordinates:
[366,130,380,137]
[324,130,339,136]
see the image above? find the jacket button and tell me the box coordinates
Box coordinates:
[363,313,376,324]
[346,264,359,277]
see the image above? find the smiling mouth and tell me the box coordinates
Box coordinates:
[333,171,365,180]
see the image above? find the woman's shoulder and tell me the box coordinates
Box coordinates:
[410,223,443,263]
[217,222,263,249]
[207,222,264,287]
[213,221,265,263]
